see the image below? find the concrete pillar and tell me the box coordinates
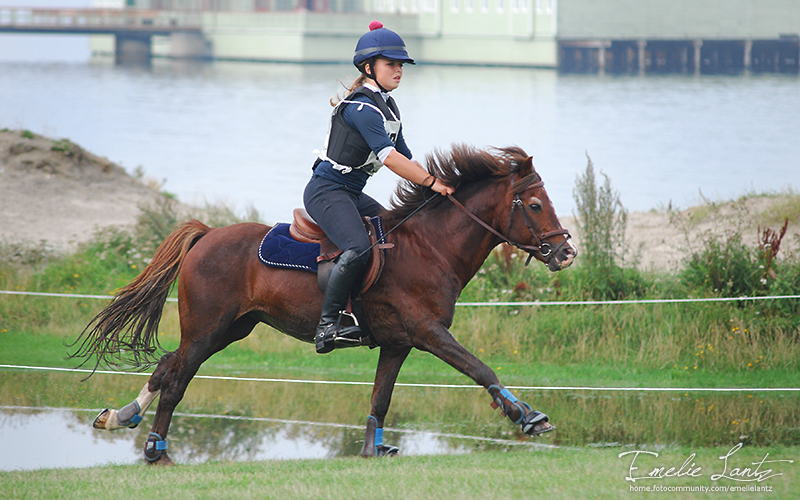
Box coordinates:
[170,32,210,60]
[679,45,688,73]
[743,39,752,72]
[693,39,703,74]
[598,44,606,75]
[115,33,152,65]
[637,40,647,75]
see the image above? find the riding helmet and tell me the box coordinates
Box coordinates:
[353,21,415,68]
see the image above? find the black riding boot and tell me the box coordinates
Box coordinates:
[315,249,366,354]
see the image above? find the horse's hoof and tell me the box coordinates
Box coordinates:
[145,452,175,466]
[93,409,111,430]
[376,444,400,457]
[528,421,556,437]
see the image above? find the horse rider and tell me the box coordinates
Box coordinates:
[303,21,454,354]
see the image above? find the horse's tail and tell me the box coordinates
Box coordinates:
[69,220,211,374]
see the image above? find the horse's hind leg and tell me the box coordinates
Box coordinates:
[360,346,411,457]
[92,352,175,431]
[144,315,258,465]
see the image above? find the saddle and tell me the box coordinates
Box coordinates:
[289,208,392,295]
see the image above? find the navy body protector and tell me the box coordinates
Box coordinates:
[315,87,401,175]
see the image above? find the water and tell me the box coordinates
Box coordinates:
[1,57,799,224]
[0,407,491,470]
[1,371,797,470]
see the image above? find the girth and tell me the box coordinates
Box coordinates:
[290,208,391,295]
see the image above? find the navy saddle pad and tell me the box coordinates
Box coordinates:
[258,223,320,272]
[258,217,386,273]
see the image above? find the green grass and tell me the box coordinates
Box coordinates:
[1,446,798,500]
[3,321,798,391]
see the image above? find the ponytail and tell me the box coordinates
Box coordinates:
[329,60,372,106]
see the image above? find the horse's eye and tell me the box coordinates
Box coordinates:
[528,197,543,212]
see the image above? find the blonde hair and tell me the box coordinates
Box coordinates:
[330,67,369,107]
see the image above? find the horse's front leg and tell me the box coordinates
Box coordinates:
[360,345,412,457]
[414,323,555,437]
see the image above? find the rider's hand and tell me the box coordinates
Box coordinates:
[431,178,454,196]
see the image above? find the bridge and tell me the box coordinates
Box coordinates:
[0,7,207,63]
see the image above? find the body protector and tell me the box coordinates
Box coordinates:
[318,87,402,176]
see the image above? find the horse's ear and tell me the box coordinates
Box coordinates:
[519,156,534,178]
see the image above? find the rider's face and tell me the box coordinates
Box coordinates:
[368,58,404,91]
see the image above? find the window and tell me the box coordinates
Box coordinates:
[451,0,458,12]
[496,0,503,13]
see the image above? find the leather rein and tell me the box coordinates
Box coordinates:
[446,178,572,266]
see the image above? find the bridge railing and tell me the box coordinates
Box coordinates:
[0,7,202,31]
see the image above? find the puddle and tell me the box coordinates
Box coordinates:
[1,370,798,470]
[1,408,139,470]
[0,406,539,471]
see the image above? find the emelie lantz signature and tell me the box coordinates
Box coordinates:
[619,443,794,483]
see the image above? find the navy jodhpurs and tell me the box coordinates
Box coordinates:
[303,175,385,266]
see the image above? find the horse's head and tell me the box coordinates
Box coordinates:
[505,154,577,271]
[391,144,576,272]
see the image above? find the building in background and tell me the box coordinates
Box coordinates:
[89,0,558,66]
[80,0,799,72]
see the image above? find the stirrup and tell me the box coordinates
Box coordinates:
[315,313,363,354]
[315,324,363,353]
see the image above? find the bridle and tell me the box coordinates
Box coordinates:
[446,177,572,266]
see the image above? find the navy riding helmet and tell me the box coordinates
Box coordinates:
[353,20,415,69]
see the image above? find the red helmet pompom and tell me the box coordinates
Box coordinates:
[369,20,384,31]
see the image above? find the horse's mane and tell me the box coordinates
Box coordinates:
[388,144,533,219]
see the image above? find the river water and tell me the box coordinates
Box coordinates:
[1,56,799,224]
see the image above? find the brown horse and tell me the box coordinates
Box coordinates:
[71,145,576,464]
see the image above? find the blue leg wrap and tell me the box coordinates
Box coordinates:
[144,432,168,462]
[369,415,382,450]
[489,385,553,434]
[488,384,526,424]
[368,415,398,457]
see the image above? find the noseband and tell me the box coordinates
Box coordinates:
[446,179,572,266]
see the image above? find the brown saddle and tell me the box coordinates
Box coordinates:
[290,208,391,295]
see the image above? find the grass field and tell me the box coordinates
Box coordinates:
[0,446,797,500]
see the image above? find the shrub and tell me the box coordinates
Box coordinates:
[571,154,644,299]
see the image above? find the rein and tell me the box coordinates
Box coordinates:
[447,181,571,266]
[356,190,440,261]
[357,175,571,266]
